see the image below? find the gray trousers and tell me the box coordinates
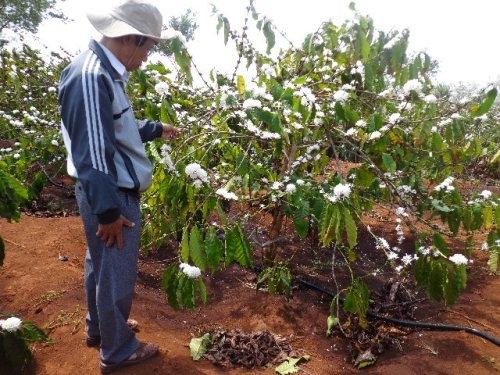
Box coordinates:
[76,182,141,363]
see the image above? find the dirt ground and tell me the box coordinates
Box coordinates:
[1,207,499,375]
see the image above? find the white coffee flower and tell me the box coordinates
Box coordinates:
[333,89,349,103]
[154,82,170,96]
[449,253,469,265]
[369,131,381,140]
[479,190,492,200]
[179,263,202,278]
[216,188,238,201]
[424,94,437,103]
[242,98,262,109]
[403,79,422,94]
[285,184,296,193]
[1,317,22,332]
[434,177,455,192]
[388,113,401,124]
[185,163,208,183]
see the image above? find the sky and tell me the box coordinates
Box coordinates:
[16,0,500,86]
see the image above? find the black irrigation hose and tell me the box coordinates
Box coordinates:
[297,277,500,347]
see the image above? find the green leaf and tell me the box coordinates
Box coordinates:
[198,278,207,305]
[382,153,396,172]
[319,204,340,247]
[293,199,309,239]
[189,226,207,271]
[354,164,376,187]
[160,100,177,124]
[262,20,276,54]
[0,169,28,222]
[225,224,253,267]
[343,206,357,249]
[490,148,500,164]
[217,15,230,45]
[20,320,51,343]
[432,232,450,256]
[431,133,444,152]
[189,333,211,360]
[180,226,189,263]
[343,279,370,328]
[471,87,497,117]
[431,199,453,213]
[180,276,196,309]
[414,256,429,289]
[205,227,223,271]
[162,264,180,310]
[275,355,310,374]
[428,262,445,301]
[169,37,192,83]
[482,206,493,230]
[487,248,499,273]
[326,314,339,336]
[447,211,460,236]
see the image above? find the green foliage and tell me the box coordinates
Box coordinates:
[471,87,497,117]
[1,2,498,327]
[131,3,499,316]
[225,224,254,268]
[0,166,28,266]
[414,253,468,307]
[319,202,358,250]
[343,279,370,328]
[0,167,28,222]
[0,45,67,201]
[486,228,500,274]
[161,263,207,310]
[256,263,292,300]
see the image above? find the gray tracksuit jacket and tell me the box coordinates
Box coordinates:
[58,40,163,224]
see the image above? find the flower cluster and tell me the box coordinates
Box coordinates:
[434,176,455,192]
[160,144,177,174]
[216,188,238,201]
[321,183,352,203]
[179,263,202,279]
[0,316,22,332]
[448,253,470,265]
[185,163,209,187]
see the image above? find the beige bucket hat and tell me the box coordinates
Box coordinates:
[87,0,166,42]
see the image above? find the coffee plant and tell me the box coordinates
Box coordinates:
[1,2,498,327]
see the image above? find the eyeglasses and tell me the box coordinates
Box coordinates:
[134,36,158,55]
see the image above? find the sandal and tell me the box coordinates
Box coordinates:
[100,342,159,374]
[86,319,140,347]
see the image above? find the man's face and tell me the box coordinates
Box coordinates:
[124,36,157,71]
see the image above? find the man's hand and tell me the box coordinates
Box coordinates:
[161,123,182,140]
[96,215,135,250]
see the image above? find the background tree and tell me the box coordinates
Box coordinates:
[0,0,66,35]
[167,8,198,43]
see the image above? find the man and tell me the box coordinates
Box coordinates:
[58,1,180,373]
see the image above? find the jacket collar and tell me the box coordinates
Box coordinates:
[88,39,124,82]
